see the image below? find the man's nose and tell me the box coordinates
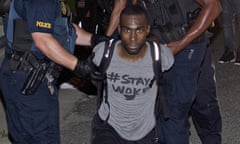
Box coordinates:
[130,31,136,41]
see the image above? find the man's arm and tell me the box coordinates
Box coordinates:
[167,0,222,55]
[105,0,127,37]
[73,24,93,46]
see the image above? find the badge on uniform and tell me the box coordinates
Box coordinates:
[60,1,71,17]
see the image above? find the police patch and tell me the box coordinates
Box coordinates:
[60,1,71,17]
[35,21,52,29]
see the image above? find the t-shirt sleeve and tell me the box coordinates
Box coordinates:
[160,44,174,71]
[92,41,106,66]
[25,0,58,33]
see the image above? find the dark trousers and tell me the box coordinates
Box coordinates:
[191,46,222,143]
[0,58,60,144]
[91,114,156,144]
[156,40,222,144]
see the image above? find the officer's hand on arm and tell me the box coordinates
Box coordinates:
[73,53,105,81]
[72,23,92,46]
[33,31,99,79]
[73,53,96,78]
[72,39,105,81]
[32,27,108,80]
[72,23,110,47]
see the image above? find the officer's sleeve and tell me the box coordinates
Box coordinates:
[25,0,57,33]
[160,44,174,71]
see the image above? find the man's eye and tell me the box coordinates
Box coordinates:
[136,29,144,33]
[123,29,130,33]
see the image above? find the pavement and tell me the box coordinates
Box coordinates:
[1,17,240,144]
[0,87,97,144]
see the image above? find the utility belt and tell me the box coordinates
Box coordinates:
[151,24,206,44]
[6,51,62,95]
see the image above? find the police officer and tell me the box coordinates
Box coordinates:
[105,0,222,143]
[0,0,107,143]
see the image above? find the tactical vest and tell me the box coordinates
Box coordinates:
[6,0,76,59]
[139,0,200,28]
[137,0,201,43]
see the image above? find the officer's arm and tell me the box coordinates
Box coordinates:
[32,32,78,70]
[105,0,126,37]
[183,0,221,44]
[74,25,93,46]
[167,0,221,54]
[72,24,110,46]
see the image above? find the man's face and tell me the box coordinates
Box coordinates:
[119,14,150,55]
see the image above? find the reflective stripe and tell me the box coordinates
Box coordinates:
[153,42,160,61]
[104,39,114,58]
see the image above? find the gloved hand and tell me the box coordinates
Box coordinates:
[91,69,105,81]
[89,68,105,87]
[73,54,97,78]
[73,53,105,81]
[91,34,111,46]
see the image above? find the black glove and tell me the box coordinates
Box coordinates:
[73,54,96,78]
[73,53,106,82]
[91,34,111,46]
[90,69,105,87]
[91,69,105,81]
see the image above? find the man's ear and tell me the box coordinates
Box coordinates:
[147,25,151,35]
[118,25,121,34]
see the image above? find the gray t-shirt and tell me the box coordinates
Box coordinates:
[93,40,174,141]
